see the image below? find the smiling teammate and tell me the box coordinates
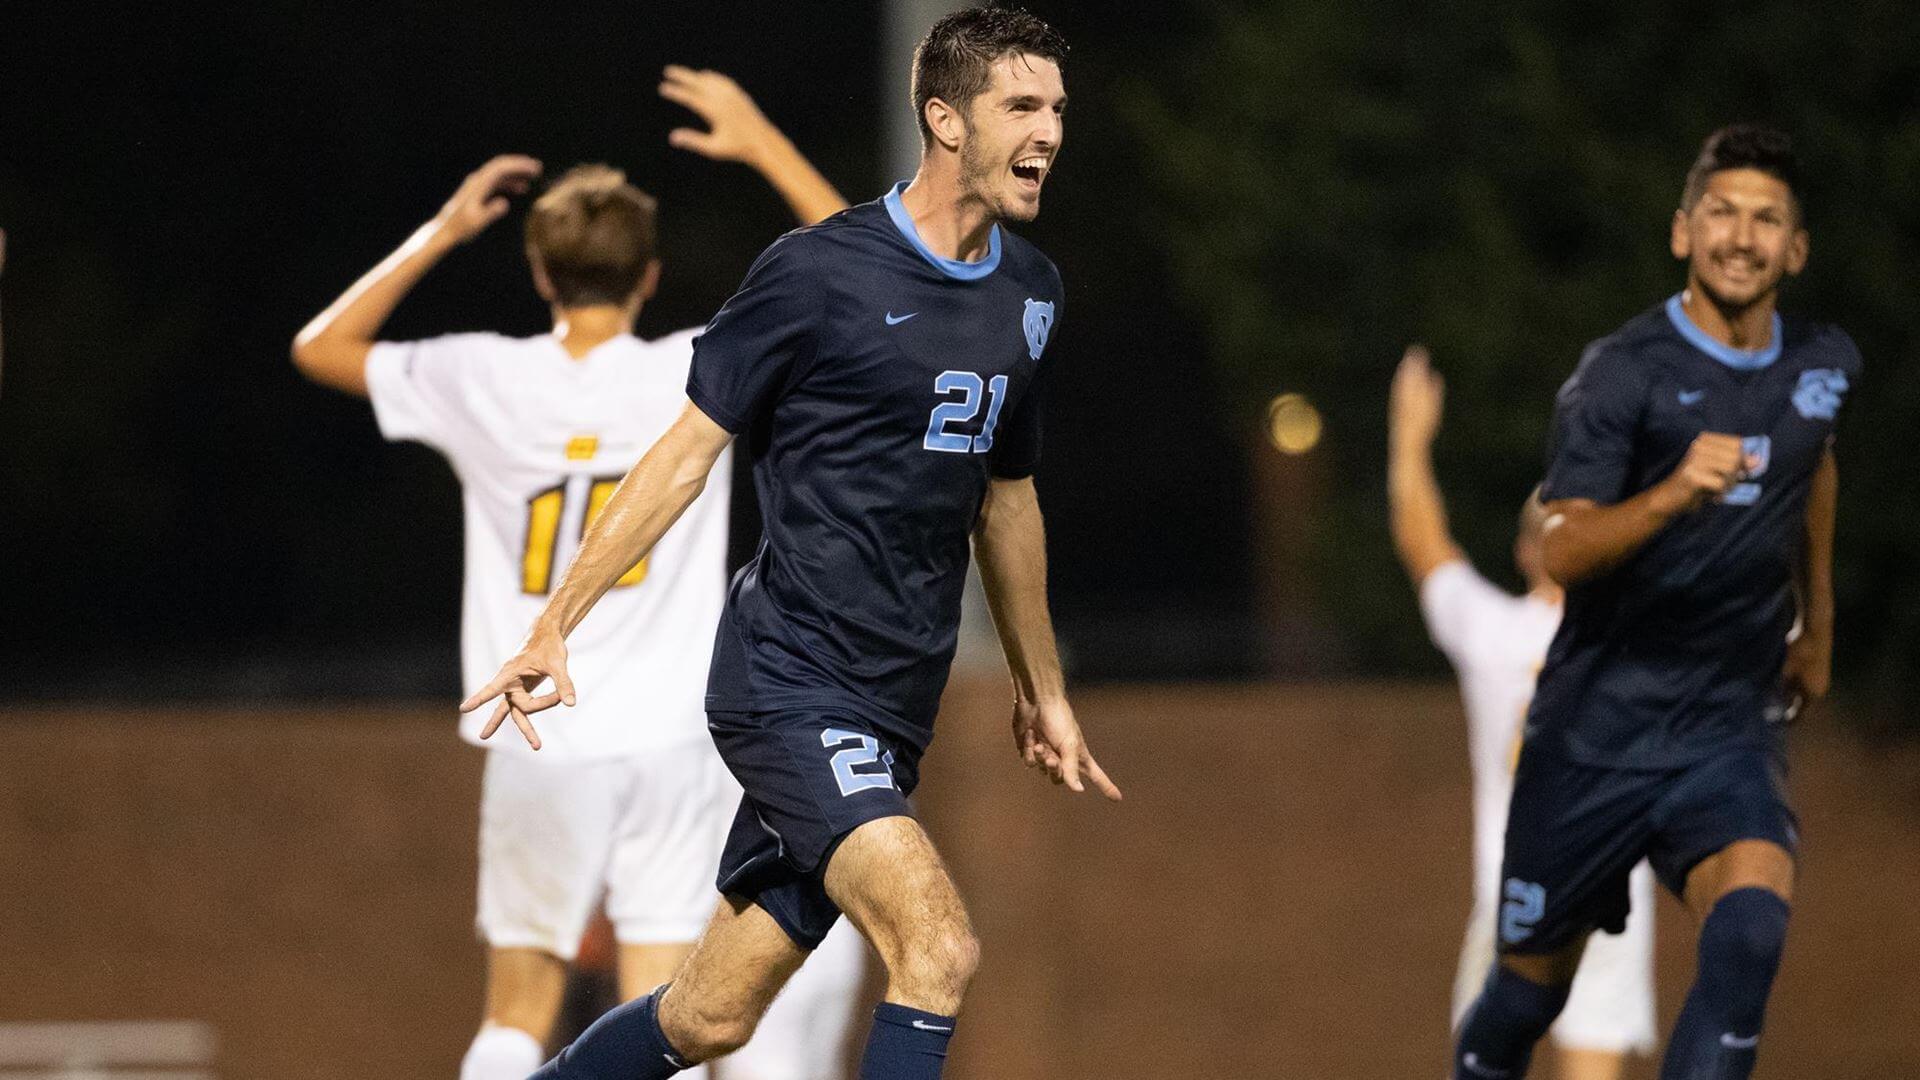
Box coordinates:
[460,9,1115,1080]
[1451,126,1858,1080]
[293,70,866,1080]
[1390,346,1656,1080]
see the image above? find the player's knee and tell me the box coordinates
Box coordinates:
[885,920,980,999]
[659,994,758,1062]
[1704,887,1789,978]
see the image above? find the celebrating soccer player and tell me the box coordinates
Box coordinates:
[1390,346,1656,1080]
[292,71,868,1080]
[1451,126,1858,1080]
[460,9,1116,1080]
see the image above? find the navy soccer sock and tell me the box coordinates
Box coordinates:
[858,1002,956,1080]
[532,988,689,1080]
[1452,964,1570,1079]
[1660,887,1790,1080]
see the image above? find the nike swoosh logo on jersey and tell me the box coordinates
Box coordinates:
[911,1020,953,1033]
[885,311,919,325]
[1678,389,1706,405]
[1720,1032,1761,1050]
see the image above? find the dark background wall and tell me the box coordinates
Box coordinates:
[1,2,1914,722]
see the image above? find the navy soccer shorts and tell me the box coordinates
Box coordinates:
[708,709,923,949]
[1495,741,1798,956]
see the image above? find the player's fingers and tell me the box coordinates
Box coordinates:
[479,698,510,740]
[460,674,514,713]
[510,706,542,751]
[552,666,577,708]
[1057,741,1084,793]
[667,128,722,156]
[658,81,704,111]
[1083,752,1124,802]
[662,63,698,85]
[1401,343,1430,370]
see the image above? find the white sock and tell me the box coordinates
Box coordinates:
[460,1025,544,1080]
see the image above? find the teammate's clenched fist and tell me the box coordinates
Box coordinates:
[1658,432,1747,511]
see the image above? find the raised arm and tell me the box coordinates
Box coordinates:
[292,156,541,396]
[460,401,735,749]
[1387,346,1465,586]
[1781,446,1838,707]
[659,66,850,226]
[1541,432,1746,586]
[972,476,1121,801]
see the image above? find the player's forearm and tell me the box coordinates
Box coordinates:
[747,131,850,226]
[538,408,727,639]
[292,221,460,392]
[974,479,1067,704]
[1387,433,1461,583]
[1541,484,1691,586]
[1798,448,1839,641]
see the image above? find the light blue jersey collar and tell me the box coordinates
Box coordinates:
[883,181,1001,280]
[1665,293,1782,370]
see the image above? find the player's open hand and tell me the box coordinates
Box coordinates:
[660,66,777,166]
[1012,697,1122,801]
[1661,432,1747,511]
[434,155,542,245]
[1389,344,1445,449]
[459,625,576,751]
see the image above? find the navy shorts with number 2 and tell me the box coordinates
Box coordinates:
[1496,740,1798,956]
[708,710,922,949]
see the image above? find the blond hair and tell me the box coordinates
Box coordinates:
[524,165,658,306]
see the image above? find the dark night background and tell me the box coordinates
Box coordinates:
[2,2,1916,729]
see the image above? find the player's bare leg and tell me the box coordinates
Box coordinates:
[1659,840,1794,1079]
[620,943,699,1004]
[1555,1046,1629,1080]
[825,816,977,1077]
[462,947,567,1080]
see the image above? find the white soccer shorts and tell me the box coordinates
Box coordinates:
[476,740,735,958]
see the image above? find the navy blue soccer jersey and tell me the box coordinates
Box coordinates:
[686,183,1064,750]
[1529,295,1861,768]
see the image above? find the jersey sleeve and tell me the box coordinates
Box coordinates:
[363,333,488,450]
[1419,559,1512,665]
[988,272,1062,479]
[686,235,821,434]
[1540,342,1646,504]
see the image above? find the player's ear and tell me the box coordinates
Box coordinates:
[635,260,662,305]
[1669,208,1692,261]
[924,96,966,153]
[528,247,557,303]
[1784,226,1809,277]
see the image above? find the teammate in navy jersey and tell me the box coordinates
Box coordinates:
[1453,126,1858,1080]
[460,9,1119,1080]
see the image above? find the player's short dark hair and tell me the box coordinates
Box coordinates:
[524,165,658,307]
[911,4,1068,145]
[1681,125,1802,217]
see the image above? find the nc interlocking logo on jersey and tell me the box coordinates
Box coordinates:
[1022,298,1055,360]
[1793,368,1848,421]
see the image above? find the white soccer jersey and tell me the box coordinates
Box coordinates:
[366,329,730,760]
[1422,559,1657,1053]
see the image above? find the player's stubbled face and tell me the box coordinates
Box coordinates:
[958,52,1065,222]
[1674,168,1807,311]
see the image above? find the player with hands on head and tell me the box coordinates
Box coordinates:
[1389,345,1657,1080]
[294,73,866,1080]
[464,9,1116,1080]
[1451,125,1858,1080]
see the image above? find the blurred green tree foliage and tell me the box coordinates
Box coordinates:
[1119,0,1920,731]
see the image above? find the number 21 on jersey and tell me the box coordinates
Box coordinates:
[923,370,1008,454]
[521,476,647,595]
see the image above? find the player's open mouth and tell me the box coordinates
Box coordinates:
[1011,156,1047,190]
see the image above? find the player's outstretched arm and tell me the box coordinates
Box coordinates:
[459,401,734,749]
[292,155,541,397]
[1541,431,1747,586]
[1386,345,1466,585]
[660,65,850,226]
[1782,446,1838,707]
[973,476,1122,801]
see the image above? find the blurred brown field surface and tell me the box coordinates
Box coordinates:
[4,682,1917,1079]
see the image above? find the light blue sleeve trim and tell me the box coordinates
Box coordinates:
[883,181,1002,280]
[1664,293,1782,370]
